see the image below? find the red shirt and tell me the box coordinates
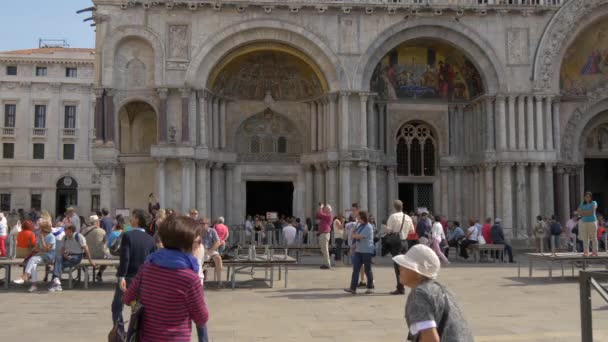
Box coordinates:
[17,230,36,249]
[598,226,606,240]
[214,223,229,243]
[124,264,209,342]
[482,224,493,244]
[316,209,332,234]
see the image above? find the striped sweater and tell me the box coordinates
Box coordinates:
[124,263,209,342]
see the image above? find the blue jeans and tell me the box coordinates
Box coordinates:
[111,278,132,335]
[52,254,82,279]
[349,252,374,291]
[197,325,209,342]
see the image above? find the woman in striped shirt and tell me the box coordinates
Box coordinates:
[124,216,209,342]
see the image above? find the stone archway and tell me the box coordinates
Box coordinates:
[356,19,506,95]
[56,176,78,217]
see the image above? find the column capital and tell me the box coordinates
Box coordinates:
[224,163,236,171]
[327,92,338,102]
[483,162,497,170]
[439,166,450,173]
[534,94,544,101]
[179,87,191,98]
[555,166,565,174]
[211,162,224,170]
[495,94,506,101]
[385,165,396,172]
[180,158,194,167]
[358,92,369,101]
[358,161,369,169]
[339,92,350,101]
[156,87,169,99]
[515,162,528,168]
[499,162,514,168]
[544,162,556,170]
[155,157,167,164]
[327,161,339,169]
[195,160,209,168]
[94,87,105,97]
[314,163,325,171]
[529,162,542,168]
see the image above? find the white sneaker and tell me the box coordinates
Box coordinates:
[53,277,61,286]
[28,285,38,293]
[12,279,25,285]
[48,284,62,292]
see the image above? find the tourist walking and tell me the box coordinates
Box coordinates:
[0,212,7,257]
[385,200,413,295]
[393,245,474,341]
[430,215,449,264]
[100,208,114,236]
[533,215,547,253]
[111,209,156,336]
[549,215,563,255]
[333,214,345,262]
[124,216,209,341]
[317,203,333,269]
[578,192,599,257]
[344,211,375,295]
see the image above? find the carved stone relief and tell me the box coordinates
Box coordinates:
[338,15,360,55]
[168,25,189,60]
[506,28,529,65]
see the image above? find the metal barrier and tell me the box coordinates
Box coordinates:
[226,225,321,248]
[579,270,608,342]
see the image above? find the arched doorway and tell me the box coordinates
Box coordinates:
[56,176,78,216]
[583,119,608,215]
[118,101,158,210]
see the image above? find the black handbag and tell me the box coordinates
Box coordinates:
[384,213,406,250]
[126,268,146,342]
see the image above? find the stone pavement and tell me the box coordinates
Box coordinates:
[0,256,607,342]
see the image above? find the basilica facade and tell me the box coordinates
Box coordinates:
[87,0,608,239]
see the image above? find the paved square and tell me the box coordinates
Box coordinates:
[1,256,607,342]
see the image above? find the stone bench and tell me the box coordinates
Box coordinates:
[467,244,506,263]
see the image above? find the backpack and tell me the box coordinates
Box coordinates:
[550,222,562,236]
[110,233,123,256]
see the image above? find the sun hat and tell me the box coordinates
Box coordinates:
[392,244,441,279]
[495,218,502,223]
[87,215,99,225]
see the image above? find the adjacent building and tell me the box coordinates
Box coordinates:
[0,47,97,216]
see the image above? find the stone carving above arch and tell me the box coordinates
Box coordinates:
[185,19,347,91]
[533,0,608,92]
[102,25,165,88]
[561,85,608,161]
[356,18,506,95]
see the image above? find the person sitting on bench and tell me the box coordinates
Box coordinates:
[48,223,95,292]
[490,218,514,263]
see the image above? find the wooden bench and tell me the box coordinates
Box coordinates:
[467,244,506,263]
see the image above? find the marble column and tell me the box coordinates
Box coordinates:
[367,96,375,150]
[340,161,352,213]
[545,96,554,150]
[454,167,463,223]
[440,167,449,217]
[328,94,338,150]
[156,158,166,208]
[210,163,223,219]
[157,88,168,144]
[517,95,526,150]
[515,163,527,238]
[314,164,325,204]
[310,102,317,152]
[316,101,323,150]
[458,105,465,155]
[496,96,507,151]
[508,95,516,150]
[575,167,582,207]
[198,91,208,148]
[501,163,514,238]
[100,170,113,211]
[359,93,368,149]
[359,162,369,210]
[485,97,495,151]
[569,170,576,214]
[472,168,479,219]
[368,164,378,220]
[104,89,115,144]
[386,166,397,215]
[304,165,313,219]
[529,163,541,235]
[561,168,571,224]
[553,99,561,156]
[327,162,338,209]
[212,98,219,149]
[555,167,565,224]
[535,95,545,150]
[219,100,227,149]
[196,161,209,216]
[94,88,104,143]
[206,93,213,148]
[484,164,495,219]
[180,88,190,143]
[544,163,555,216]
[225,164,234,224]
[181,159,192,213]
[526,95,535,150]
[339,93,349,150]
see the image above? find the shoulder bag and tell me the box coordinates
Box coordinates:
[126,267,146,342]
[384,213,405,250]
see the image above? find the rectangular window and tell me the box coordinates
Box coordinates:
[64,105,76,128]
[66,67,77,78]
[34,105,46,128]
[0,193,10,211]
[4,104,16,127]
[91,194,100,213]
[6,66,17,76]
[2,143,14,159]
[63,144,75,160]
[33,143,44,159]
[35,66,47,77]
[30,194,42,211]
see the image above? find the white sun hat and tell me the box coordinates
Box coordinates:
[392,244,441,279]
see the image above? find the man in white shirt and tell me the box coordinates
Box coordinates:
[385,200,414,295]
[282,219,297,246]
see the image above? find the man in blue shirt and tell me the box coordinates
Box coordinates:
[100,208,114,236]
[201,218,223,288]
[445,221,465,258]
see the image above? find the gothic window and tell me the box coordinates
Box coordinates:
[277,136,287,153]
[250,136,260,153]
[396,122,436,176]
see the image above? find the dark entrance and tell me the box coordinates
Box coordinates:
[246,181,294,217]
[398,183,434,214]
[584,158,608,216]
[56,176,78,217]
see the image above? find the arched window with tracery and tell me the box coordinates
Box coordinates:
[396,122,436,176]
[277,136,287,153]
[250,136,260,153]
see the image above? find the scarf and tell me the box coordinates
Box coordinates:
[147,248,199,273]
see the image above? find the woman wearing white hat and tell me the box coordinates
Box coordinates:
[393,245,473,342]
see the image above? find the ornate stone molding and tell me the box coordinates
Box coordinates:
[533,0,608,91]
[156,87,168,99]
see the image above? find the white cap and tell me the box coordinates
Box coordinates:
[87,215,99,225]
[392,244,441,279]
